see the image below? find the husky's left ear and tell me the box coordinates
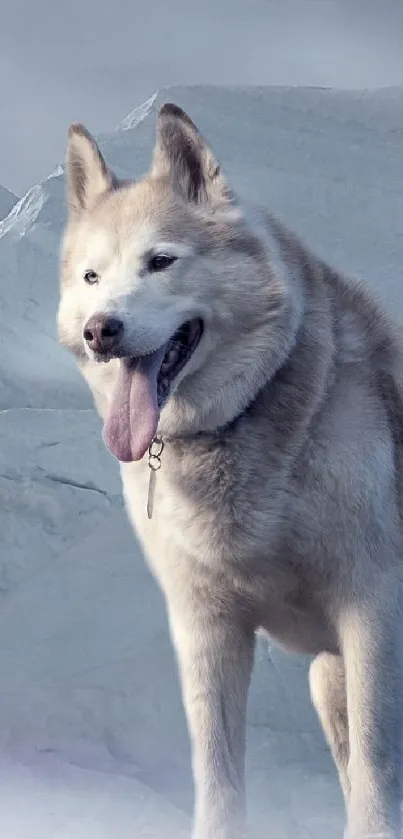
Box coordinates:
[65,124,117,216]
[152,103,232,208]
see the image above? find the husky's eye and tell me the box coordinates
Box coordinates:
[147,254,177,273]
[83,269,99,285]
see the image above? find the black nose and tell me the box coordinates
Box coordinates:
[83,315,124,354]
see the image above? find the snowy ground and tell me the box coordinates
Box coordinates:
[1,85,403,838]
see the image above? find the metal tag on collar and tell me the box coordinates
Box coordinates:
[147,437,164,520]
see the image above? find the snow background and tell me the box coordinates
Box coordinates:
[2,1,403,194]
[1,83,403,836]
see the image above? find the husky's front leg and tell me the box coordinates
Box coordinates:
[168,601,255,839]
[341,595,403,839]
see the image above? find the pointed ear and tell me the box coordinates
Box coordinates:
[65,123,116,216]
[151,103,232,208]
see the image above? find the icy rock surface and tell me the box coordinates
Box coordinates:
[0,184,17,220]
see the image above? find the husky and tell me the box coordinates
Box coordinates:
[58,102,403,838]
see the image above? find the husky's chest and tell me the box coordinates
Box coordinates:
[120,451,336,655]
[120,441,309,596]
[121,449,254,569]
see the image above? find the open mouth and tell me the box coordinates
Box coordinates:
[102,319,203,463]
[157,318,204,408]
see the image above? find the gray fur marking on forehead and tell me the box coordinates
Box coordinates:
[65,103,236,234]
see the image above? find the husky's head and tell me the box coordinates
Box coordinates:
[58,104,299,463]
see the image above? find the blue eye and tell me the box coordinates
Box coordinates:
[148,254,177,273]
[83,270,99,285]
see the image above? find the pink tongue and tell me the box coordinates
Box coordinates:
[103,349,165,462]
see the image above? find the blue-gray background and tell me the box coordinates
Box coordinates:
[1,0,403,193]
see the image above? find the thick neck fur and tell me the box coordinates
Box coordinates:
[158,211,309,441]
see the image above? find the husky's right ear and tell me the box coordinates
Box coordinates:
[65,124,116,216]
[151,103,233,209]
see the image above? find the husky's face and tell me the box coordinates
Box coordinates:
[58,104,290,462]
